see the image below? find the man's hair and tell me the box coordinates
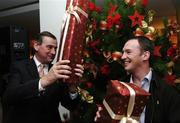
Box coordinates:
[128,36,154,64]
[36,31,57,44]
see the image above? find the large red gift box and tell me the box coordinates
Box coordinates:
[57,0,89,84]
[97,80,150,123]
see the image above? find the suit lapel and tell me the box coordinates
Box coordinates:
[145,85,154,123]
[26,59,39,78]
[145,71,159,123]
[49,64,53,70]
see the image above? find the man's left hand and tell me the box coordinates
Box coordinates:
[74,64,84,77]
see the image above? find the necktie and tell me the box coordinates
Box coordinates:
[38,64,44,78]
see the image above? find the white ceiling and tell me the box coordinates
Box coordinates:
[0,0,179,39]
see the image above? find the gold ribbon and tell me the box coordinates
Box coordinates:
[147,10,156,23]
[120,82,138,123]
[120,117,139,123]
[59,0,88,60]
[77,87,94,103]
[85,24,93,43]
[103,82,139,123]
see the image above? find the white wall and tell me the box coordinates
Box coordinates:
[39,0,70,121]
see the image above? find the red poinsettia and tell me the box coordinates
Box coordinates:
[105,3,122,30]
[100,64,110,75]
[108,4,118,15]
[154,46,162,57]
[107,15,114,29]
[92,19,97,31]
[85,81,93,88]
[167,46,177,58]
[141,0,148,7]
[88,39,101,55]
[106,13,121,29]
[128,10,144,27]
[163,74,176,86]
[113,13,121,24]
[89,2,102,12]
[89,2,96,11]
[95,5,102,12]
[115,23,124,31]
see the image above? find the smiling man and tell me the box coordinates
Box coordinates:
[121,36,180,123]
[95,36,180,123]
[2,31,84,123]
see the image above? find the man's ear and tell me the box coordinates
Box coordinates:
[142,51,150,61]
[33,41,40,52]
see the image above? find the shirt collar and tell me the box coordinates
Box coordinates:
[33,55,49,68]
[144,69,152,83]
[130,69,152,83]
[33,55,41,68]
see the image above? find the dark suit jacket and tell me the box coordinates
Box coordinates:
[121,71,180,123]
[2,59,80,123]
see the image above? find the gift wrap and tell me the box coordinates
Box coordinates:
[57,0,89,84]
[97,80,150,123]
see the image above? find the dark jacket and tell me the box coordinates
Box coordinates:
[2,59,80,123]
[122,71,180,123]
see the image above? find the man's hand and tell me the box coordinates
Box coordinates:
[74,64,84,77]
[68,64,84,92]
[40,60,72,88]
[94,105,103,122]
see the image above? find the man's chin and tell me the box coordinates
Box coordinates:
[47,58,54,63]
[124,66,130,71]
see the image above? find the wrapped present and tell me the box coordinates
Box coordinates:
[57,0,89,84]
[97,80,150,123]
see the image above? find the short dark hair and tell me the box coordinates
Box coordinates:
[128,36,154,64]
[36,31,57,44]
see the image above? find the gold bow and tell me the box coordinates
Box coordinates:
[77,87,94,103]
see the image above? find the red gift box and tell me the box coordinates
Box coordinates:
[97,80,150,123]
[57,0,89,84]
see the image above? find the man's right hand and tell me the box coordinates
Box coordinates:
[40,60,72,88]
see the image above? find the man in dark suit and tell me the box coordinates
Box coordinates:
[95,36,180,123]
[2,31,84,123]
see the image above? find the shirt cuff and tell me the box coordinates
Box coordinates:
[69,92,78,100]
[38,79,45,91]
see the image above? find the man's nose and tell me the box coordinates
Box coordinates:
[121,53,126,59]
[51,48,56,54]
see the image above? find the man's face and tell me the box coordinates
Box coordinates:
[121,39,144,73]
[34,36,57,64]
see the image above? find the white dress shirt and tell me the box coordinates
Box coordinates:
[33,56,49,91]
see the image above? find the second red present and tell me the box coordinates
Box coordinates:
[97,80,150,123]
